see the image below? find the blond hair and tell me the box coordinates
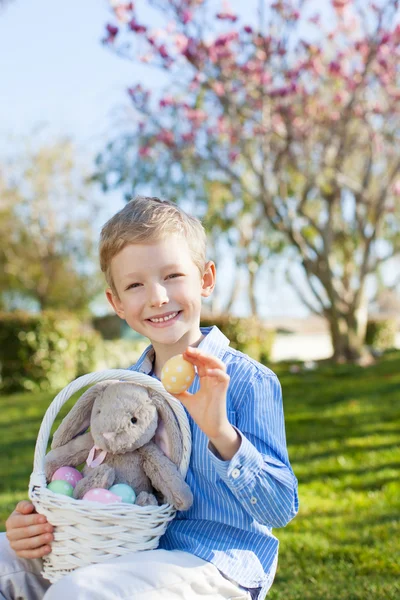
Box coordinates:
[100,196,207,294]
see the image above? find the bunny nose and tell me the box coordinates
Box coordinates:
[103,432,115,441]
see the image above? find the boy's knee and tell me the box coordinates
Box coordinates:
[44,563,106,600]
[44,570,84,600]
[0,533,49,600]
[0,532,41,576]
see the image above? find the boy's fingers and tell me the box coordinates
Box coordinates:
[7,512,47,531]
[8,522,53,541]
[16,501,36,514]
[12,532,54,551]
[206,368,230,382]
[184,348,226,371]
[173,390,192,404]
[16,545,52,559]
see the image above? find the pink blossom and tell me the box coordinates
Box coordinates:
[392,180,400,196]
[380,32,391,45]
[354,106,364,118]
[182,132,195,143]
[372,103,383,114]
[243,25,253,34]
[128,19,147,33]
[175,33,189,53]
[138,146,151,157]
[114,4,134,23]
[185,108,207,123]
[182,37,198,61]
[309,14,320,25]
[387,87,400,100]
[189,81,200,91]
[333,92,345,105]
[378,58,388,70]
[216,12,238,22]
[217,116,228,135]
[270,84,295,99]
[253,125,268,135]
[159,96,175,108]
[261,72,272,85]
[229,150,239,161]
[212,81,225,96]
[158,45,169,59]
[181,10,192,24]
[156,129,175,147]
[215,32,238,47]
[106,24,119,37]
[378,43,390,57]
[332,0,350,9]
[329,61,341,75]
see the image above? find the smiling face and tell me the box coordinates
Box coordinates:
[105,234,215,360]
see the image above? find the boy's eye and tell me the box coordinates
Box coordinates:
[126,282,141,290]
[167,273,183,279]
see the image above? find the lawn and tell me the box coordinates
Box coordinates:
[1,353,399,599]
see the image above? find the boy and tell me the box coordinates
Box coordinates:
[1,196,298,599]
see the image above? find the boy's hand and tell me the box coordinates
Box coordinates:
[5,501,54,559]
[176,347,241,460]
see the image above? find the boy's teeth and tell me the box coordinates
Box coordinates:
[149,312,178,323]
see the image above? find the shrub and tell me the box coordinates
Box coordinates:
[93,339,148,371]
[200,314,275,364]
[365,318,397,351]
[0,311,102,393]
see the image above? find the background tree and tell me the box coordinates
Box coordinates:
[97,0,400,361]
[0,138,102,314]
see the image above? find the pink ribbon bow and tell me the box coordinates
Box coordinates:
[86,446,107,467]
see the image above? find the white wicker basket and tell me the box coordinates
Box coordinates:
[28,369,191,583]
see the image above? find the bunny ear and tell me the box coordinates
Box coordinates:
[149,390,183,467]
[51,381,115,449]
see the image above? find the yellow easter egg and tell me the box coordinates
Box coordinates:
[161,354,196,394]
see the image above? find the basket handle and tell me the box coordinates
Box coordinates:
[29,369,191,490]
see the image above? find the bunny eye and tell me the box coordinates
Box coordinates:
[130,417,138,424]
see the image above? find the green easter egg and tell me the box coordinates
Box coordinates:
[109,483,136,504]
[47,479,74,497]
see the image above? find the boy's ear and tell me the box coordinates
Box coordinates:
[105,288,125,319]
[201,261,216,298]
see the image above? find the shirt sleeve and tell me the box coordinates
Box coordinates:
[207,372,299,528]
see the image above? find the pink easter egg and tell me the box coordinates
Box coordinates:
[51,466,83,489]
[82,488,122,504]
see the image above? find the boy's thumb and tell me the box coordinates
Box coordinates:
[16,500,35,514]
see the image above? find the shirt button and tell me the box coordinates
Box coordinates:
[231,468,241,479]
[250,497,257,504]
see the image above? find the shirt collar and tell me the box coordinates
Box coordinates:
[130,326,230,374]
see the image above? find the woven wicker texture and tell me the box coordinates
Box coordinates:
[28,369,191,583]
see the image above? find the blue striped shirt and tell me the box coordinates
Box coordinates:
[129,326,299,598]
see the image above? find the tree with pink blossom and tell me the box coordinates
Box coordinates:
[97,0,400,362]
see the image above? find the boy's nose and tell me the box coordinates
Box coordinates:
[149,283,169,307]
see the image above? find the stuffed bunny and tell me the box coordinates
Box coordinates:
[44,381,193,511]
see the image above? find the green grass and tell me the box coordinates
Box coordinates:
[1,354,399,599]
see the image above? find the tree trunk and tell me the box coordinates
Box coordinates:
[224,266,242,314]
[326,294,370,363]
[248,268,258,317]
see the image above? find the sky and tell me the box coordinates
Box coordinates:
[0,0,313,318]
